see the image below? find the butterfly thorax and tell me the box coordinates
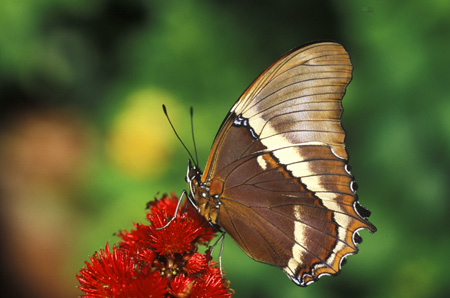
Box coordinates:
[186,160,221,224]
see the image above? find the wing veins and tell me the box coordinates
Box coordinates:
[243,82,348,116]
[264,206,354,250]
[221,202,337,272]
[221,194,367,229]
[248,98,343,120]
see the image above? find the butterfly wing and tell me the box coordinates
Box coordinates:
[202,42,376,286]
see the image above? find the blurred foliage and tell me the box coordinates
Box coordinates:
[1,0,449,297]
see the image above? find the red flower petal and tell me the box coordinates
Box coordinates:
[186,252,210,274]
[147,194,217,244]
[136,247,156,263]
[122,271,167,298]
[147,193,179,217]
[118,223,153,255]
[185,204,217,244]
[77,244,168,298]
[147,208,204,255]
[169,274,195,298]
[190,273,232,298]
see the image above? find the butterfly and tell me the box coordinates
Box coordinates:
[185,41,376,286]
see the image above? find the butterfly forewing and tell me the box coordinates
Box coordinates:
[195,42,376,286]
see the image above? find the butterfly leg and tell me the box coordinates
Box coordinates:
[210,229,226,279]
[156,189,188,230]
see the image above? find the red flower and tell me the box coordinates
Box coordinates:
[169,274,195,298]
[117,223,153,256]
[77,193,233,298]
[147,207,204,256]
[77,244,167,298]
[190,272,233,298]
[186,252,210,274]
[147,193,179,215]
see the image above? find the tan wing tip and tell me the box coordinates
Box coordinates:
[302,41,349,54]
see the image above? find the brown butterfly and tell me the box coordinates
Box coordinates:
[185,41,376,286]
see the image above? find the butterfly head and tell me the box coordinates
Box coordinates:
[185,159,200,210]
[186,160,221,224]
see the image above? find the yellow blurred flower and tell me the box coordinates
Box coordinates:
[106,88,180,179]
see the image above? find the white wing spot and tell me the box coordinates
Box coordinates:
[284,205,308,279]
[256,155,268,170]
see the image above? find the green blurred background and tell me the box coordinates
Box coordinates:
[1,0,449,297]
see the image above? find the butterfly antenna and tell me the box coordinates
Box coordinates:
[190,107,199,167]
[162,105,196,163]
